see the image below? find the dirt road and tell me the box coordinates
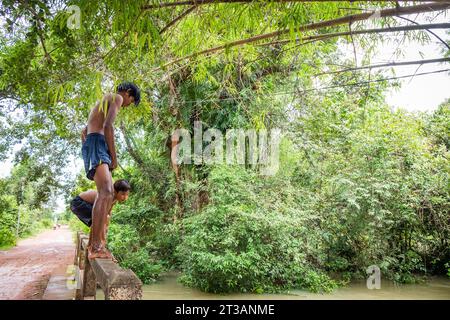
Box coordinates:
[0,226,75,300]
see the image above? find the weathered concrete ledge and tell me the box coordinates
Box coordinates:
[91,258,143,300]
[74,232,142,300]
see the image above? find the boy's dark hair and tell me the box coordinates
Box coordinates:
[117,82,141,106]
[113,179,131,193]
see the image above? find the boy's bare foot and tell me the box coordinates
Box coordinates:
[88,243,112,260]
[102,249,117,262]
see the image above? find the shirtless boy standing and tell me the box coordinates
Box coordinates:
[81,82,140,259]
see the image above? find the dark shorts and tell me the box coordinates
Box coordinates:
[70,196,93,227]
[82,133,112,180]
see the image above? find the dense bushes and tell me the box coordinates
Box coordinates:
[0,194,18,248]
[171,100,449,293]
[177,208,339,293]
[299,103,450,282]
[107,223,163,283]
[176,166,339,293]
[0,200,55,248]
[0,159,57,247]
[0,227,16,248]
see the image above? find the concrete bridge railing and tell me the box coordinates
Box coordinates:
[73,232,142,300]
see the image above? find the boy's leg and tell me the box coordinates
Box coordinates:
[88,163,114,259]
[103,214,117,263]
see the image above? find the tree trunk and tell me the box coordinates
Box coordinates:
[168,76,184,221]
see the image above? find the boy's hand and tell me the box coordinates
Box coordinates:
[81,126,87,144]
[110,157,118,171]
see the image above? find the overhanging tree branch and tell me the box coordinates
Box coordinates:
[156,2,450,70]
[395,16,450,50]
[19,0,53,62]
[257,23,450,47]
[160,5,198,34]
[333,5,450,50]
[101,10,146,63]
[295,68,450,95]
[143,0,419,10]
[169,68,450,104]
[158,23,450,83]
[315,57,450,76]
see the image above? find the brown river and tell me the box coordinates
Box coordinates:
[97,272,450,300]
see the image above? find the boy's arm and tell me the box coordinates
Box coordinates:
[79,190,97,204]
[103,94,122,170]
[81,126,87,144]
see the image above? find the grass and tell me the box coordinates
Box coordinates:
[0,243,15,251]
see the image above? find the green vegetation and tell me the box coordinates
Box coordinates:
[0,1,448,292]
[0,159,57,248]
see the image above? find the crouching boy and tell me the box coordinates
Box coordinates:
[70,179,131,260]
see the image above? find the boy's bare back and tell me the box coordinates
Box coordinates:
[86,94,123,135]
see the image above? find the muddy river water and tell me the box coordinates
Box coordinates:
[97,272,450,300]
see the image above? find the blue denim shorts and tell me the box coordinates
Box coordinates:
[70,196,92,227]
[81,133,112,180]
